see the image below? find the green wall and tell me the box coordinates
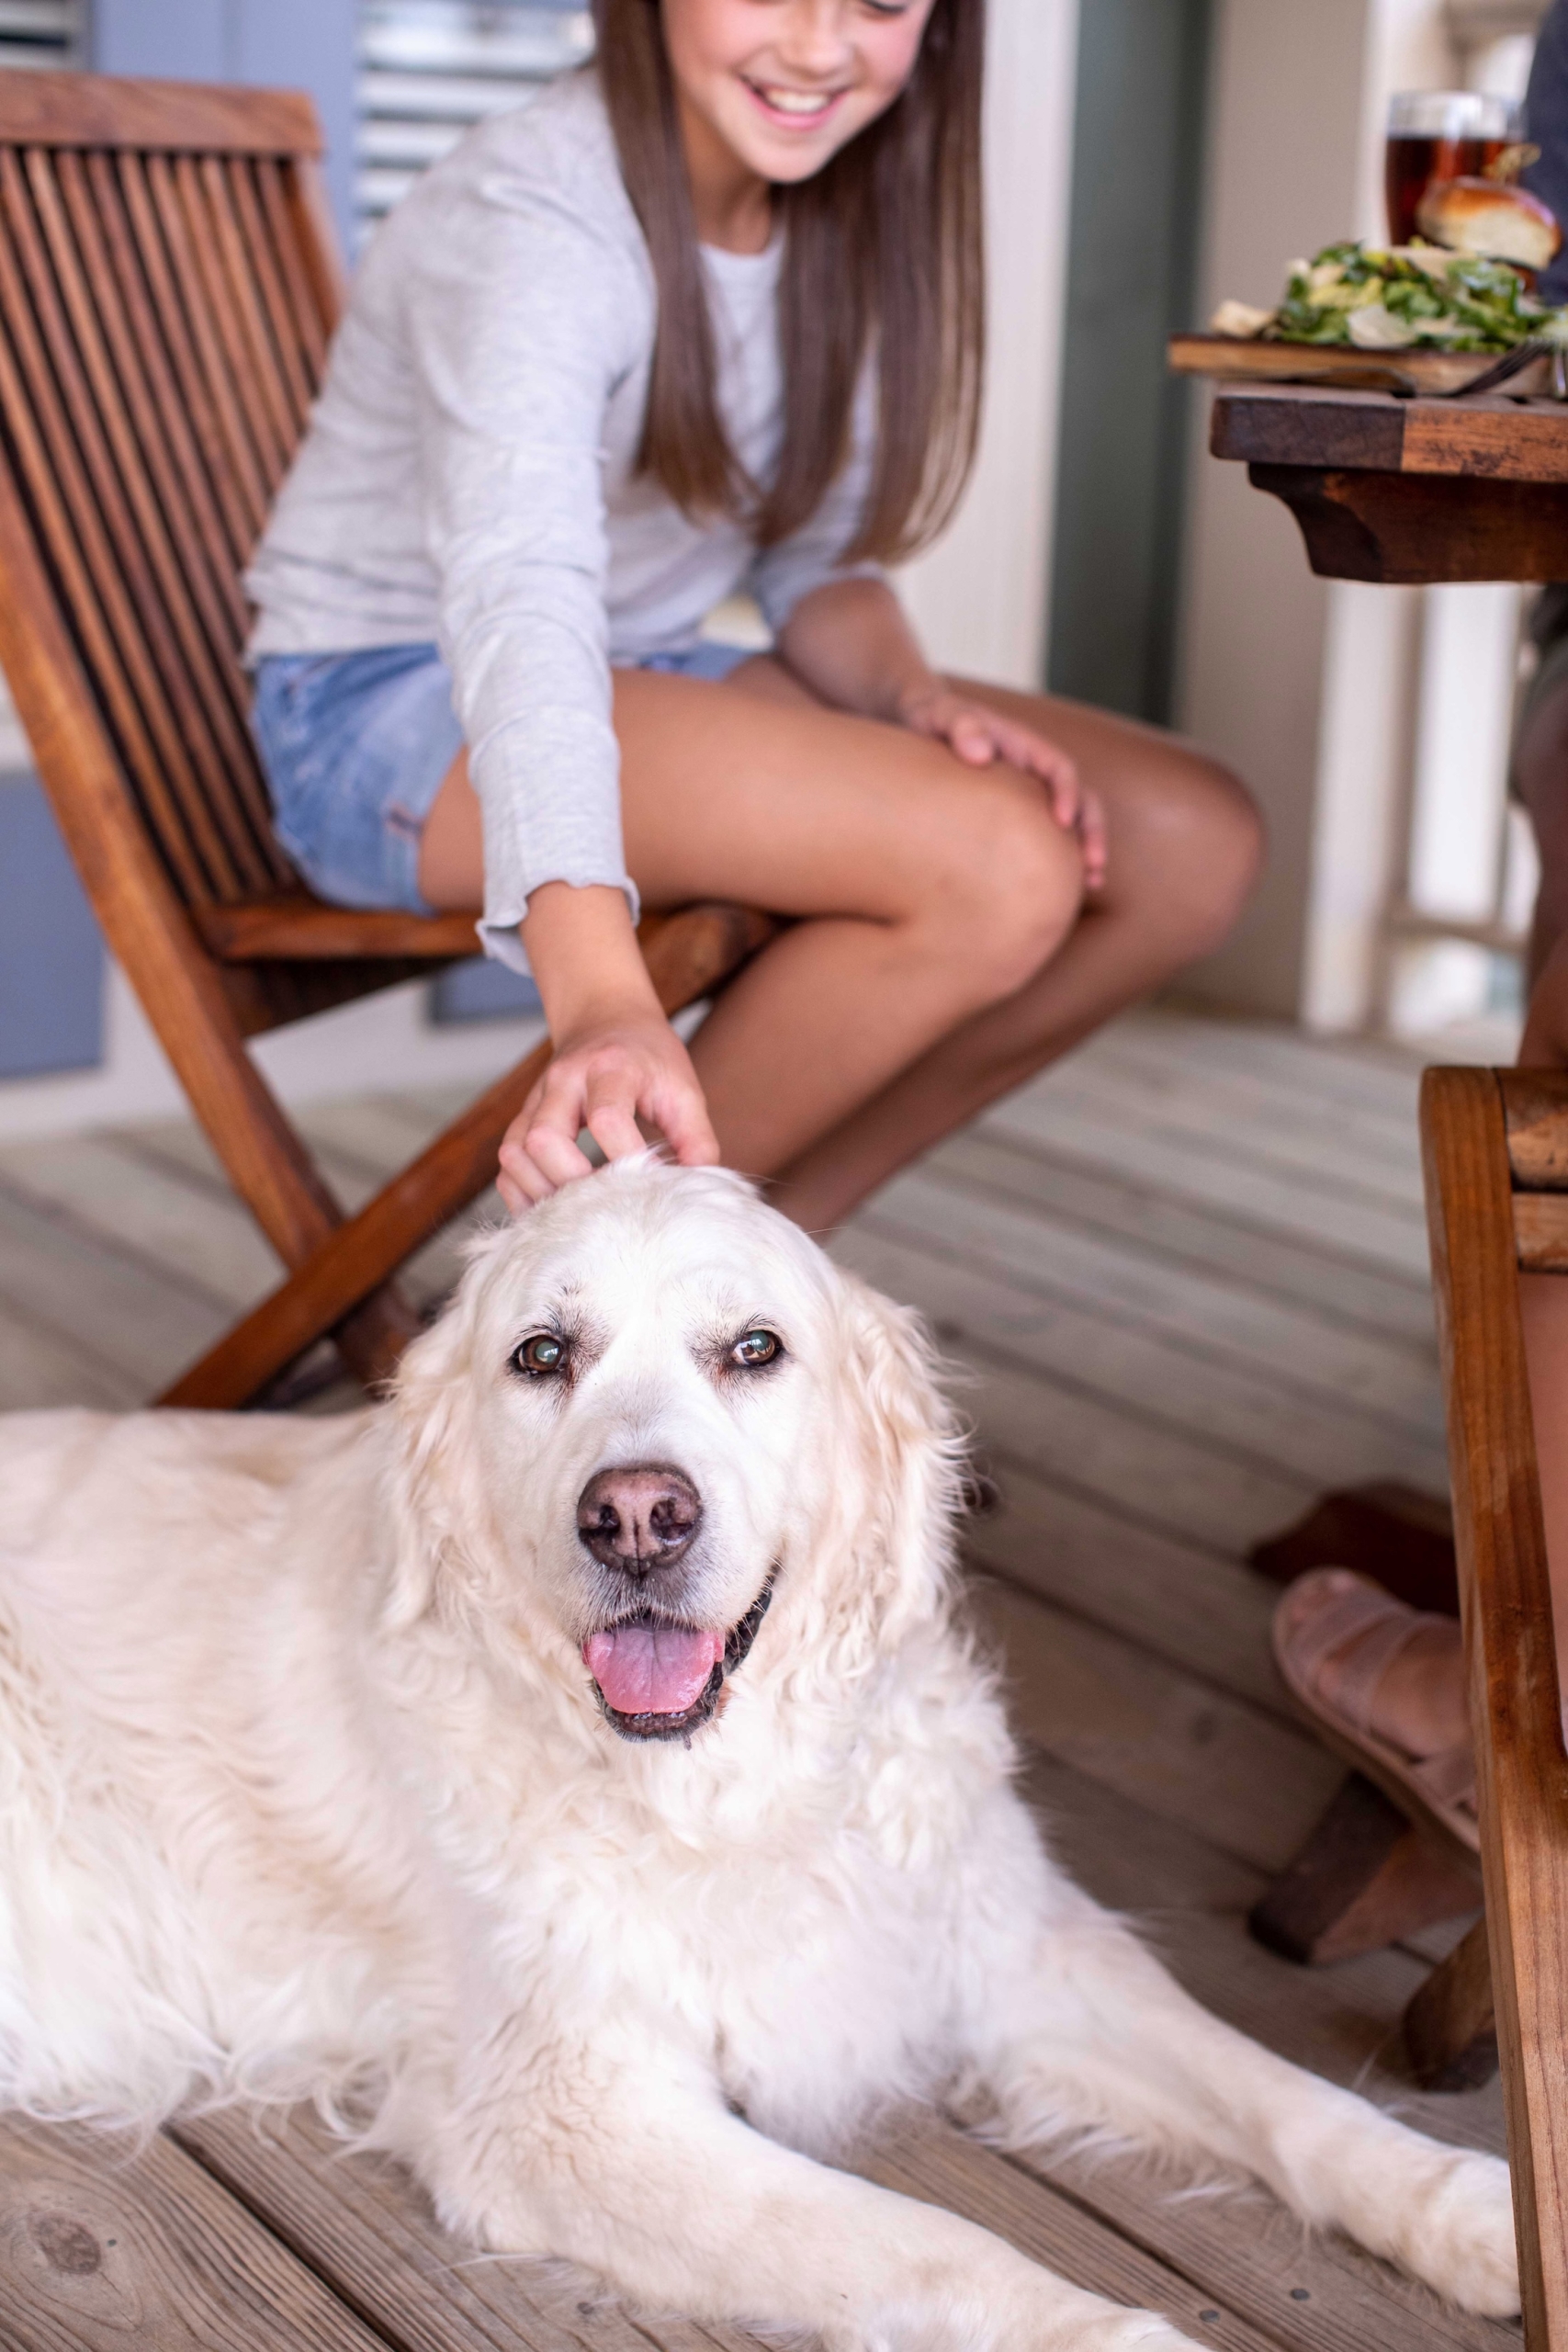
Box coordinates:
[1046,0,1211,724]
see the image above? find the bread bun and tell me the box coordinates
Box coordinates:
[1416,177,1562,270]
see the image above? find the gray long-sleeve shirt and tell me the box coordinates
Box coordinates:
[246,66,880,970]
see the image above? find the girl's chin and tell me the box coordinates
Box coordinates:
[721,115,855,183]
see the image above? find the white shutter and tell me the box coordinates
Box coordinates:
[356,1,593,233]
[0,1,82,71]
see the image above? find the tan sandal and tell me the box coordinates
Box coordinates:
[1272,1567,1480,1861]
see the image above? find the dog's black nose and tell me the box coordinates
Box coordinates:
[576,1465,702,1576]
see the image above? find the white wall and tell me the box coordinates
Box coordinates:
[1301,0,1455,1031]
[1175,0,1382,1020]
[898,0,1080,686]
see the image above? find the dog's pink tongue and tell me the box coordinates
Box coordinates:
[584,1624,724,1716]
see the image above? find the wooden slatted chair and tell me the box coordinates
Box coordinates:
[0,69,770,1408]
[1420,1066,1568,2352]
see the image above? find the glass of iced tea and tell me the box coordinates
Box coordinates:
[1385,91,1516,244]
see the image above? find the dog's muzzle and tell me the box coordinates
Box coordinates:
[576,1464,702,1577]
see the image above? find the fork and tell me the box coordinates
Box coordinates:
[1439,337,1555,397]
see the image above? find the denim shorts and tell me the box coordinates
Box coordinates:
[250,637,758,914]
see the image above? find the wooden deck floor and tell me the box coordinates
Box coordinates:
[0,1006,1518,2352]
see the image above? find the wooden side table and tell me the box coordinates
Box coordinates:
[1213,381,1568,582]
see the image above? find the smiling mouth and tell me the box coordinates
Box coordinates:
[741,79,846,127]
[583,1576,776,1745]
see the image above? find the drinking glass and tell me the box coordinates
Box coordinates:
[1385,90,1516,246]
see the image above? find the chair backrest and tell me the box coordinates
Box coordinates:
[0,70,343,916]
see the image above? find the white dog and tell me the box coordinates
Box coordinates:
[0,1159,1515,2347]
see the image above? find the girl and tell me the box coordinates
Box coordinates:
[248,0,1261,1230]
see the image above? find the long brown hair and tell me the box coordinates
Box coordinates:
[591,0,985,564]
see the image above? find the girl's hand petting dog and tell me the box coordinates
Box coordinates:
[498,880,719,1214]
[896,683,1108,891]
[498,1005,716,1213]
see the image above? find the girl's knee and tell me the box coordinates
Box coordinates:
[919,785,1085,999]
[1127,751,1263,946]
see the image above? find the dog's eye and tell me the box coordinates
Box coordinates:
[730,1329,781,1369]
[512,1334,567,1378]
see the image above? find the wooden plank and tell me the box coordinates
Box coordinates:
[178,2104,760,2352]
[880,2121,1510,2352]
[988,1064,1429,1254]
[0,70,322,155]
[0,1294,130,1410]
[982,1082,1432,1279]
[1404,397,1568,483]
[108,149,254,574]
[0,1172,224,1396]
[26,145,277,889]
[840,1217,1446,1499]
[1018,1749,1503,2149]
[180,2100,1280,2352]
[1213,384,1408,469]
[254,157,332,379]
[1072,1021,1429,1176]
[0,2110,387,2352]
[1170,330,1547,399]
[976,1577,1343,1873]
[1009,1755,1509,2352]
[1213,382,1568,484]
[195,900,482,962]
[929,1125,1438,1345]
[959,1343,1314,1557]
[0,1134,284,1306]
[846,1170,1444,1443]
[963,1464,1282,1713]
[1114,1006,1427,1122]
[1045,1051,1427,1213]
[1246,458,1568,586]
[862,2125,1270,2352]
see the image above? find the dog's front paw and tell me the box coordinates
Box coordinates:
[1066,2313,1200,2351]
[1398,2150,1518,2318]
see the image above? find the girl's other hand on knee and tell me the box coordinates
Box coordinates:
[496,1007,719,1216]
[896,683,1107,890]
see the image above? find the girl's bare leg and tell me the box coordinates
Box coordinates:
[418,660,1259,1221]
[771,681,1261,1226]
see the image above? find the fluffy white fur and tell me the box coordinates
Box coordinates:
[0,1159,1516,2348]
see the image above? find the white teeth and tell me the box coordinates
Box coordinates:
[761,87,833,115]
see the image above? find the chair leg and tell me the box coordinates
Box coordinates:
[1403,1917,1498,2091]
[144,978,422,1393]
[331,1288,423,1390]
[1248,1772,1482,1966]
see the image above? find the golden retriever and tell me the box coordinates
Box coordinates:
[0,1159,1515,2346]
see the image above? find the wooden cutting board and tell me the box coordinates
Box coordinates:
[1168,330,1554,397]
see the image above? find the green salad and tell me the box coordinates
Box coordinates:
[1233,240,1568,351]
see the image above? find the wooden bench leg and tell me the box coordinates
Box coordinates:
[1404,1917,1498,2091]
[1248,1772,1482,1966]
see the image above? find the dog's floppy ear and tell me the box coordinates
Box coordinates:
[824,1271,966,1649]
